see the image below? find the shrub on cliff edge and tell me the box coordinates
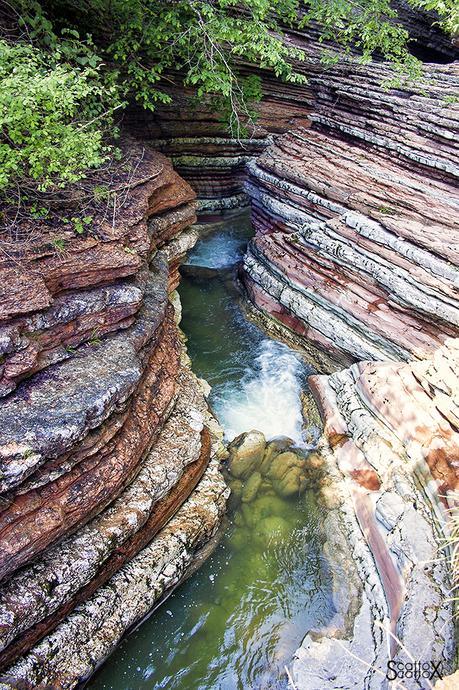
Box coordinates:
[1,0,457,225]
[0,38,119,193]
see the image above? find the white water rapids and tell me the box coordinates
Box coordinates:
[181,216,313,448]
[214,339,307,446]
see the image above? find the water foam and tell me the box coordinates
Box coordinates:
[186,227,248,269]
[212,339,306,446]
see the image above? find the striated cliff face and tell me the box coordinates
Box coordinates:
[236,52,459,689]
[0,141,228,687]
[242,62,459,366]
[0,10,457,688]
[237,54,459,687]
[125,36,459,685]
[125,10,457,219]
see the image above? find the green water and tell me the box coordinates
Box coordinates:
[88,216,332,690]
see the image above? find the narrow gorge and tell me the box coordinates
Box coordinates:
[0,2,458,689]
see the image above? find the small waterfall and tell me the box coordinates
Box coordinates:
[213,339,307,446]
[182,216,310,448]
[185,223,250,269]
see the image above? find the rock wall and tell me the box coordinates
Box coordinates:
[241,62,459,366]
[0,141,228,687]
[127,75,313,218]
[292,341,459,689]
[233,45,459,690]
[125,8,457,218]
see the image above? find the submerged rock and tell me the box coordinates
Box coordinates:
[254,515,290,544]
[267,451,307,498]
[250,494,288,522]
[241,471,262,503]
[267,451,304,481]
[227,430,266,478]
[226,430,322,503]
[227,478,243,497]
[259,437,294,475]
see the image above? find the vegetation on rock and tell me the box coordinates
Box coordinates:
[0,38,118,193]
[0,0,457,214]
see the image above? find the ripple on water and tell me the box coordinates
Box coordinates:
[89,489,333,690]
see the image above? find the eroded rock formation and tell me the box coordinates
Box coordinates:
[125,8,457,218]
[242,62,459,366]
[0,141,228,687]
[232,51,459,687]
[0,7,457,688]
[292,341,459,689]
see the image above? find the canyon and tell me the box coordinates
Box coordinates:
[131,15,459,687]
[0,6,458,690]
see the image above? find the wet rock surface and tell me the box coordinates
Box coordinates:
[226,431,324,504]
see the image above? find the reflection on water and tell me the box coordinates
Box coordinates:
[88,215,331,690]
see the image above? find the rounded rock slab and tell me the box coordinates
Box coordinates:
[267,451,308,498]
[259,437,295,476]
[227,430,266,479]
[241,471,262,503]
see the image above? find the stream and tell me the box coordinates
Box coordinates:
[89,214,333,690]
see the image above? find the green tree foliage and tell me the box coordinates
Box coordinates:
[413,0,459,37]
[2,0,457,199]
[0,36,120,193]
[34,0,421,118]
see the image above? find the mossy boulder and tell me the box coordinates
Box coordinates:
[259,479,276,495]
[272,471,307,498]
[259,437,294,476]
[227,430,266,479]
[228,526,249,551]
[250,494,286,520]
[267,450,308,498]
[228,478,243,497]
[233,510,245,528]
[241,471,262,503]
[241,502,256,528]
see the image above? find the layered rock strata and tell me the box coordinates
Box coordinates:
[292,340,459,689]
[235,40,459,690]
[0,407,228,689]
[126,13,457,216]
[242,64,459,365]
[126,69,313,216]
[0,142,228,686]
